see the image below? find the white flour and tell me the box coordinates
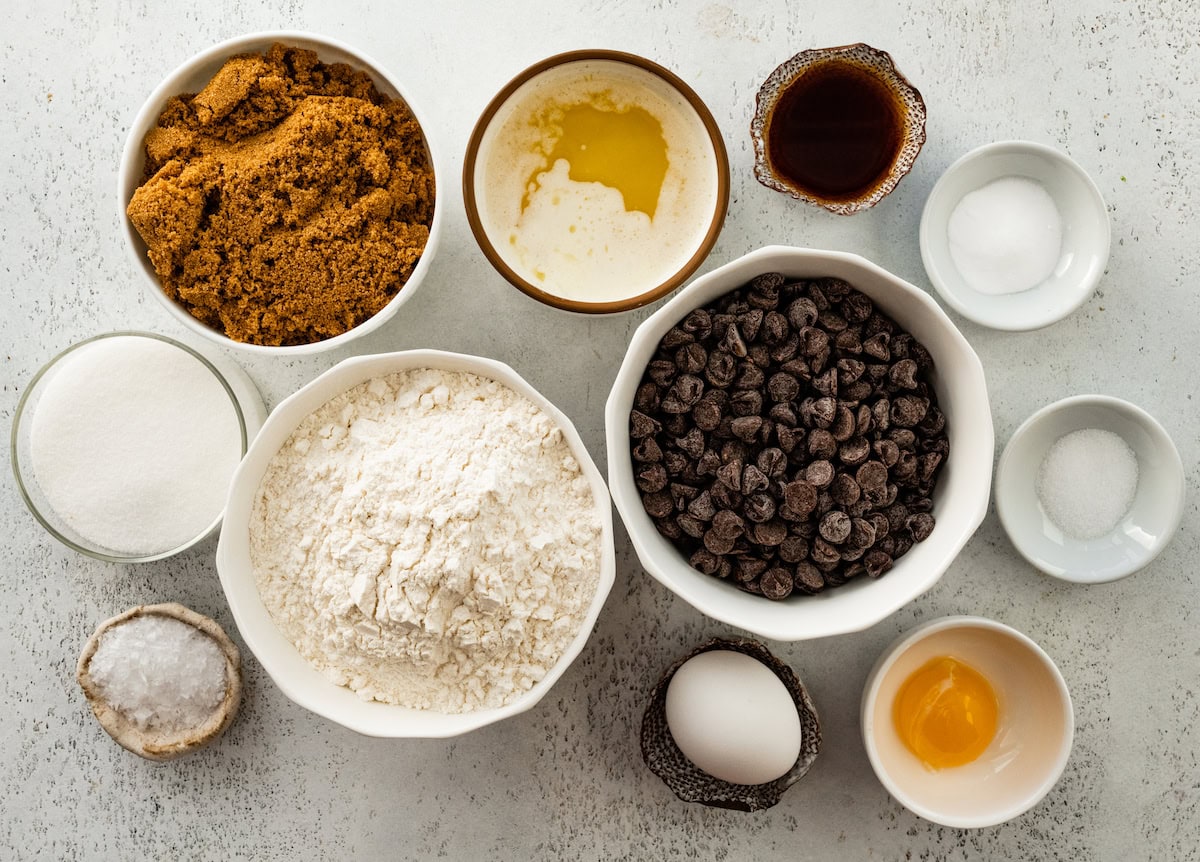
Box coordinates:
[250,369,602,713]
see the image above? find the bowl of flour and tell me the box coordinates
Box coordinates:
[216,349,614,736]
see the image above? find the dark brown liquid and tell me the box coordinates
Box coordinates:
[766,59,903,202]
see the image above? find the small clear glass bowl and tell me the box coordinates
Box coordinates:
[11,331,249,563]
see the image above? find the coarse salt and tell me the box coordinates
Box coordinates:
[947,176,1063,296]
[29,335,243,555]
[87,615,228,734]
[1036,428,1138,540]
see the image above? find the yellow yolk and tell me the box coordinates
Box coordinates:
[893,656,999,770]
[525,101,669,218]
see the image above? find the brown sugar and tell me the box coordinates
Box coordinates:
[126,44,435,346]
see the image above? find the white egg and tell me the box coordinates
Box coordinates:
[664,650,803,785]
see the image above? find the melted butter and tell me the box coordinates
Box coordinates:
[525,100,668,218]
[893,656,999,770]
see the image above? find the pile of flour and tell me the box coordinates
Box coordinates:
[250,369,602,713]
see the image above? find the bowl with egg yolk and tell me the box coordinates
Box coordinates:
[860,615,1073,828]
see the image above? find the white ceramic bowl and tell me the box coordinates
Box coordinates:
[216,349,616,737]
[604,246,994,641]
[995,395,1184,583]
[861,616,1074,829]
[119,31,443,355]
[919,140,1110,331]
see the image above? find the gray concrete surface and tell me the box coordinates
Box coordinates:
[2,0,1197,859]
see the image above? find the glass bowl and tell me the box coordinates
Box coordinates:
[11,331,249,562]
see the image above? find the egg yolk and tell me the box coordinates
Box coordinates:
[893,656,999,770]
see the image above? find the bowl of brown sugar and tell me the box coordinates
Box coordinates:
[120,32,442,353]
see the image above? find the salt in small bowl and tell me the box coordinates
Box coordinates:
[995,395,1184,583]
[919,140,1110,331]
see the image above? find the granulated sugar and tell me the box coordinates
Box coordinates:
[1036,428,1138,540]
[87,615,228,734]
[29,335,243,555]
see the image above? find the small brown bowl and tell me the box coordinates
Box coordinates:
[751,44,926,215]
[463,50,730,313]
[77,603,242,761]
[641,637,821,811]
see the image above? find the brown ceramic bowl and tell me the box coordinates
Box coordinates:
[77,603,242,761]
[463,50,730,313]
[752,43,926,215]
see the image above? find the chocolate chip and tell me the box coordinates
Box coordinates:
[856,460,888,490]
[756,447,788,479]
[705,351,736,388]
[892,395,929,427]
[703,528,736,556]
[661,327,694,349]
[721,323,747,358]
[864,550,893,578]
[687,490,716,521]
[805,460,835,489]
[906,512,936,542]
[735,557,768,583]
[763,311,789,344]
[889,358,919,389]
[793,562,825,594]
[692,398,723,432]
[676,427,706,459]
[730,389,763,417]
[819,510,852,544]
[681,309,712,340]
[690,548,719,574]
[731,415,763,441]
[811,537,841,565]
[830,473,861,506]
[839,437,871,466]
[676,513,707,538]
[779,535,809,563]
[676,342,708,375]
[630,410,660,439]
[863,332,891,361]
[753,519,788,546]
[635,463,668,494]
[711,509,745,538]
[744,493,777,523]
[830,405,856,442]
[760,567,793,600]
[807,429,837,460]
[642,491,673,519]
[632,436,662,463]
[783,480,818,516]
[767,372,800,402]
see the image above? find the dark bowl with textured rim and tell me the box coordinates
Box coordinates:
[463,49,730,314]
[641,637,821,811]
[751,43,926,215]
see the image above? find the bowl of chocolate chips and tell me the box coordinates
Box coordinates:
[605,246,994,640]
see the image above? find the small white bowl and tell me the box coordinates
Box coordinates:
[119,31,443,355]
[216,349,615,737]
[861,616,1074,829]
[919,140,1110,331]
[604,246,994,641]
[995,395,1184,583]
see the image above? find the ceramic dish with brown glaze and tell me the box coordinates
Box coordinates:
[641,637,821,811]
[77,603,242,762]
[752,43,926,215]
[463,50,730,313]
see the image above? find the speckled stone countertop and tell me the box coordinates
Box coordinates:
[2,1,1198,859]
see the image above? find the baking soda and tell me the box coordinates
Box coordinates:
[947,176,1063,295]
[1036,428,1138,539]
